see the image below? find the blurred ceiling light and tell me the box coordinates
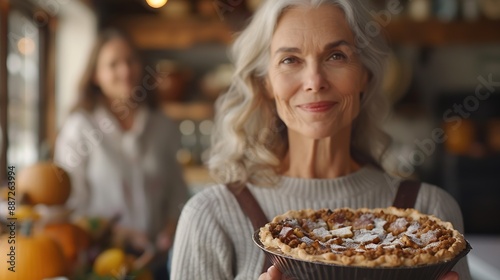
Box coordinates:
[17,37,36,55]
[146,0,167,9]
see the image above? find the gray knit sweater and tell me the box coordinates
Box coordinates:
[170,167,471,280]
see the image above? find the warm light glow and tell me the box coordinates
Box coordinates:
[146,0,167,9]
[17,37,36,55]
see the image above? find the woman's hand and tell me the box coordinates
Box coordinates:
[155,220,177,253]
[258,266,285,280]
[440,271,459,280]
[258,266,459,280]
[155,228,173,253]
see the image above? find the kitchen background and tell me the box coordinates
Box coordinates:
[0,0,499,278]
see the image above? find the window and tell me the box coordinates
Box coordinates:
[7,9,41,171]
[0,0,54,181]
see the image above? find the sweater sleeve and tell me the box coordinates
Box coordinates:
[53,113,92,217]
[170,188,234,280]
[416,183,472,280]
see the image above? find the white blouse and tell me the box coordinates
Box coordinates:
[54,105,188,239]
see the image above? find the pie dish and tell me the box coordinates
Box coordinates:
[255,207,471,279]
[259,207,467,267]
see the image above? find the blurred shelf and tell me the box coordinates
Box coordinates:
[110,16,234,49]
[384,18,500,46]
[183,165,213,185]
[162,102,214,121]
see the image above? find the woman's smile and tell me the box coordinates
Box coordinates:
[296,101,338,113]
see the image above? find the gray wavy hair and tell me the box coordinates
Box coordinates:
[208,0,392,186]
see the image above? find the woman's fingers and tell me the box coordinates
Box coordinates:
[267,265,283,278]
[258,267,459,280]
[440,271,459,280]
[155,231,172,252]
[257,265,283,280]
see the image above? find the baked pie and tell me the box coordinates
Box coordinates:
[259,207,467,267]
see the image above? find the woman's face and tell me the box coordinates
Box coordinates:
[94,38,142,102]
[266,5,369,139]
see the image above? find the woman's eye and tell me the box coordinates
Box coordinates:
[329,53,347,61]
[280,57,298,64]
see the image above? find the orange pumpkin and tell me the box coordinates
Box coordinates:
[40,223,91,263]
[93,247,157,278]
[17,162,71,205]
[0,233,67,280]
[93,248,135,277]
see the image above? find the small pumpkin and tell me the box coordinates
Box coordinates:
[17,162,71,205]
[0,228,67,279]
[92,247,155,278]
[40,222,91,263]
[93,248,134,277]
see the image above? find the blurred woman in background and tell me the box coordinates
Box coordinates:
[54,28,188,279]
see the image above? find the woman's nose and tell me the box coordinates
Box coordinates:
[117,61,135,79]
[303,64,330,93]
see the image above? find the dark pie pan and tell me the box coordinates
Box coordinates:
[253,230,471,280]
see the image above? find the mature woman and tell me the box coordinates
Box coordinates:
[170,1,470,279]
[54,29,188,278]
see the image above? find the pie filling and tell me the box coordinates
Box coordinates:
[259,207,467,267]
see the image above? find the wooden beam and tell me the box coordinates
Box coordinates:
[110,15,234,49]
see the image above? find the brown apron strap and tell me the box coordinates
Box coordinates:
[392,180,421,209]
[226,182,272,274]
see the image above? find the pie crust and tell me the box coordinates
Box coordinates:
[259,207,467,267]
